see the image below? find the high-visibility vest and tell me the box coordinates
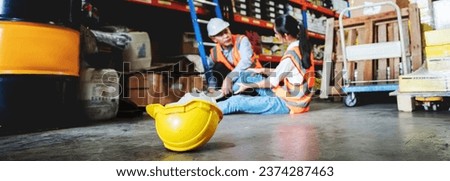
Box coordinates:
[210,34,262,71]
[272,46,315,114]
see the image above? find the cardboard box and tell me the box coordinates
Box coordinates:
[425,44,450,59]
[128,71,164,89]
[127,72,165,106]
[160,75,204,105]
[123,32,152,71]
[123,59,153,72]
[181,32,199,54]
[424,29,450,46]
[127,73,204,106]
[128,89,161,106]
[349,0,409,17]
[433,0,450,30]
[426,57,450,72]
[399,67,450,92]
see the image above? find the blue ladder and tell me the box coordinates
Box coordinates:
[187,0,223,82]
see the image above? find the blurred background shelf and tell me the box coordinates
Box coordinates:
[127,0,208,15]
[233,14,274,29]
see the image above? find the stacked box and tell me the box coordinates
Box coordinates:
[275,3,285,19]
[426,57,450,72]
[127,72,164,106]
[261,45,272,55]
[308,13,327,34]
[161,75,204,105]
[262,0,276,22]
[249,0,262,19]
[290,6,303,22]
[424,28,450,47]
[399,27,449,92]
[399,67,450,92]
[234,0,249,16]
[181,32,198,54]
[425,45,450,58]
[122,32,152,71]
[233,0,286,21]
[433,0,450,30]
[127,72,204,106]
[424,28,450,72]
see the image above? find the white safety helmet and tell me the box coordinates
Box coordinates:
[207,18,230,36]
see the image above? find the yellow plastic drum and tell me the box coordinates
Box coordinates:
[0,21,79,76]
[146,99,223,152]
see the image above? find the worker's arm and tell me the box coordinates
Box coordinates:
[234,58,297,94]
[233,79,271,94]
[207,55,215,70]
[247,68,274,76]
[221,36,254,95]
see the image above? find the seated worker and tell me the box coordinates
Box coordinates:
[217,14,315,114]
[206,18,262,97]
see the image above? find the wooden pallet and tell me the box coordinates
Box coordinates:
[320,3,422,99]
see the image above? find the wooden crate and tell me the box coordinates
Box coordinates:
[127,72,166,107]
[126,72,204,107]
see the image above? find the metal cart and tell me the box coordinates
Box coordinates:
[338,1,409,107]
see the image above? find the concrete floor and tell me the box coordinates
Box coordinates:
[1,99,449,161]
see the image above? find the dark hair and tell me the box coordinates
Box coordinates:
[274,14,311,69]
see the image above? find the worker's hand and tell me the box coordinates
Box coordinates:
[234,83,251,94]
[205,89,224,100]
[247,68,266,76]
[207,87,216,93]
[220,77,233,95]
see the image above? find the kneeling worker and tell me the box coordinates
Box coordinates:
[205,18,262,97]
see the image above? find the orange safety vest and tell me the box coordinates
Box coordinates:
[210,34,262,71]
[272,46,315,114]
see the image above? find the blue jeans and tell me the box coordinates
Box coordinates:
[218,95,290,115]
[232,71,274,96]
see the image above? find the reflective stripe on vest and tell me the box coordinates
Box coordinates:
[210,34,262,71]
[272,47,315,114]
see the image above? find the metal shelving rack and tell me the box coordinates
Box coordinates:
[125,0,340,65]
[127,0,208,14]
[229,0,342,63]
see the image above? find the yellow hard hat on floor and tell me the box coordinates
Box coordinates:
[146,93,223,152]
